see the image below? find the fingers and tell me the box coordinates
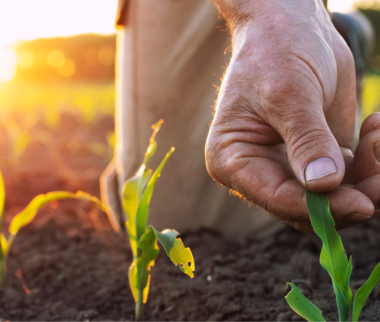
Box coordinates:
[354,175,380,217]
[289,187,375,234]
[206,136,376,233]
[279,111,345,193]
[265,88,346,193]
[257,55,351,193]
[346,114,380,184]
[359,113,380,140]
[270,35,355,194]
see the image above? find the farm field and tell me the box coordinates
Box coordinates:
[0,76,378,320]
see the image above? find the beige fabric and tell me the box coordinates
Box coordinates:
[101,0,279,238]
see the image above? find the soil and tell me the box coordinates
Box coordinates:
[0,112,380,321]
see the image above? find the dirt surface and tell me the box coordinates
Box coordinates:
[0,113,380,321]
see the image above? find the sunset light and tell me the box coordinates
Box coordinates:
[0,0,117,82]
[0,0,376,83]
[329,0,356,12]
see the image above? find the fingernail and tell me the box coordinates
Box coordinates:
[373,120,380,131]
[375,143,380,162]
[344,212,372,223]
[305,157,337,182]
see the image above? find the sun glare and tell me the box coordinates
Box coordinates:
[0,49,17,82]
[329,0,359,12]
[0,0,117,82]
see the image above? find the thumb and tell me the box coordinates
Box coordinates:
[276,109,345,192]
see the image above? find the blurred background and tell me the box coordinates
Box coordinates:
[0,0,379,165]
[0,0,117,164]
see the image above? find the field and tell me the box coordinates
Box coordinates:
[0,68,379,320]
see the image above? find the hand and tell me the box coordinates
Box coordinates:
[206,0,380,233]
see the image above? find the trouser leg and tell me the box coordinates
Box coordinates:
[101,0,278,238]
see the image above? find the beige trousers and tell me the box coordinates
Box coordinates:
[101,0,279,238]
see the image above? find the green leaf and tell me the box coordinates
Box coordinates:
[123,167,152,257]
[9,191,76,235]
[135,148,174,244]
[345,256,353,310]
[143,119,164,165]
[128,261,139,303]
[9,191,107,235]
[285,283,325,322]
[129,227,160,303]
[306,191,352,321]
[151,226,195,278]
[0,171,5,224]
[331,277,349,322]
[352,262,380,321]
[123,166,146,257]
[75,190,108,212]
[122,120,164,258]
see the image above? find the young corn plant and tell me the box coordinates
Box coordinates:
[285,190,380,322]
[122,120,195,321]
[0,170,107,286]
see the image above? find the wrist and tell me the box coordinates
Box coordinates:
[212,0,328,31]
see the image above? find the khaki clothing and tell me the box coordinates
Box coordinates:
[101,0,279,238]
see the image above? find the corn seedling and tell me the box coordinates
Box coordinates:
[122,120,195,321]
[0,170,107,286]
[285,190,380,322]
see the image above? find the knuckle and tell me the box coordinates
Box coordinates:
[205,134,229,186]
[205,132,248,189]
[287,125,332,160]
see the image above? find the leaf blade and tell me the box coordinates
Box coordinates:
[9,191,107,235]
[143,119,164,165]
[135,148,174,244]
[123,166,146,257]
[152,226,195,278]
[128,227,160,303]
[9,191,76,235]
[352,262,380,322]
[285,283,325,322]
[306,191,351,321]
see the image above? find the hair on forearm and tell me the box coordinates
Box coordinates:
[210,0,253,31]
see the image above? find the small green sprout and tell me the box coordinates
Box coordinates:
[0,171,107,286]
[122,120,195,321]
[285,190,380,322]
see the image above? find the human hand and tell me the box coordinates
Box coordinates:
[206,0,380,233]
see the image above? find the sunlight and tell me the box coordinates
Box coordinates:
[0,49,17,82]
[329,0,356,12]
[0,0,118,51]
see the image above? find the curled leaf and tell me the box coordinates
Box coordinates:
[9,191,107,235]
[151,226,195,278]
[285,283,325,322]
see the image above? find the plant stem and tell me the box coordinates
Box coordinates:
[135,288,144,321]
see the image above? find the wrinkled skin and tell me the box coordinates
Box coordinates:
[207,0,380,233]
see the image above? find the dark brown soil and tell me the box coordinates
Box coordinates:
[0,113,379,321]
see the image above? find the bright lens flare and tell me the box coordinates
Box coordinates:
[58,60,76,77]
[48,50,65,68]
[0,49,17,82]
[18,50,35,69]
